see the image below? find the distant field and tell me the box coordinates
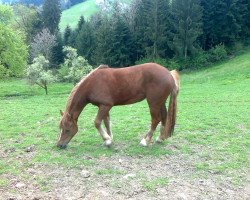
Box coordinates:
[0,52,249,198]
[60,0,99,31]
[59,0,132,31]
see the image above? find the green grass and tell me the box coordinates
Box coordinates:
[60,0,132,31]
[0,52,249,186]
[143,177,169,192]
[60,0,99,31]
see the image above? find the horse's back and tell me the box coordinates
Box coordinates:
[85,63,175,106]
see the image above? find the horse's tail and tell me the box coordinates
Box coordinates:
[164,70,180,138]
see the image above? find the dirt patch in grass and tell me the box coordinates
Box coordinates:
[1,146,249,200]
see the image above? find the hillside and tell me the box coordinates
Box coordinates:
[59,0,131,31]
[60,0,98,31]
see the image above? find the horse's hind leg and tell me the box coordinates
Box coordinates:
[104,113,113,139]
[95,105,112,147]
[156,104,167,143]
[140,106,161,147]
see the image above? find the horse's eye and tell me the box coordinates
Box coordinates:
[65,129,70,134]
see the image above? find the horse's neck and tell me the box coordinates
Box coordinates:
[67,86,87,120]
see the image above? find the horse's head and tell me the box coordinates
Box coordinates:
[57,110,78,149]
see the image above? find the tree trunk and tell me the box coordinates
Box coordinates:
[45,85,48,95]
[44,81,48,95]
[184,45,187,60]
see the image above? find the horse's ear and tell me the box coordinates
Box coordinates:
[60,110,64,116]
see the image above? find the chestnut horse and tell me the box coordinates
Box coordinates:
[57,63,180,148]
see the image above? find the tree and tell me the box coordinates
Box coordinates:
[170,0,203,59]
[64,25,72,46]
[42,0,61,34]
[26,55,57,95]
[30,28,57,62]
[201,0,244,49]
[0,4,13,24]
[75,21,96,65]
[60,46,92,85]
[108,2,135,67]
[12,4,41,44]
[129,0,172,60]
[76,15,85,32]
[0,4,28,77]
[93,14,114,65]
[51,31,64,67]
[130,0,151,59]
[144,0,171,58]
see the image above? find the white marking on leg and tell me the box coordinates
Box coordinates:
[98,127,112,147]
[99,127,111,141]
[110,131,113,140]
[104,139,112,147]
[156,136,163,143]
[139,138,147,147]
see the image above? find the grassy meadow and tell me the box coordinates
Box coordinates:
[0,52,249,195]
[60,0,99,31]
[59,0,132,31]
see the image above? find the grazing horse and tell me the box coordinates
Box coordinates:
[57,63,180,148]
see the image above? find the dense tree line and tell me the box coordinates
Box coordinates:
[1,0,250,79]
[64,0,249,69]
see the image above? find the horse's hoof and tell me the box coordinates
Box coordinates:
[104,139,112,147]
[156,136,163,143]
[139,138,148,147]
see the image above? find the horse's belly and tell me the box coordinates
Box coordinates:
[113,92,145,106]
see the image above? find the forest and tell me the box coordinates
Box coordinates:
[0,0,250,85]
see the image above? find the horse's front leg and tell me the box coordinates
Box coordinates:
[95,105,112,147]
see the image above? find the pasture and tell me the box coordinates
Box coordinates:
[0,52,249,199]
[59,0,132,31]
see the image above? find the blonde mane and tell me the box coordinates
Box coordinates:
[65,84,80,112]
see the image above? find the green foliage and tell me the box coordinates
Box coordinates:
[0,4,13,24]
[51,31,64,66]
[26,55,57,94]
[59,46,93,84]
[201,0,248,49]
[0,63,10,77]
[75,20,96,64]
[108,2,135,67]
[12,4,41,44]
[59,0,249,70]
[131,0,171,59]
[170,0,203,59]
[63,25,72,46]
[135,57,180,71]
[42,0,61,34]
[207,44,228,63]
[92,15,113,65]
[0,24,28,77]
[143,177,169,191]
[176,44,228,70]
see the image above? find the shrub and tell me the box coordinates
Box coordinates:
[135,57,180,71]
[59,46,93,84]
[207,44,228,63]
[0,63,10,78]
[26,56,57,94]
